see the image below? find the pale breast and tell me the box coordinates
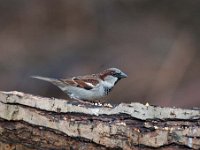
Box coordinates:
[63,84,106,100]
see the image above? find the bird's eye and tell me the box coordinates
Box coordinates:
[113,72,119,77]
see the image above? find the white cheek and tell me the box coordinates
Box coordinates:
[103,76,118,87]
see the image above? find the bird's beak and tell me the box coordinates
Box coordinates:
[120,72,128,78]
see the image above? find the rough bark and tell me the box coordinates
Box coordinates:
[0,91,200,150]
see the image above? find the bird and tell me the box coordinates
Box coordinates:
[31,68,127,102]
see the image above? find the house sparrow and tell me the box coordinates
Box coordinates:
[31,68,127,102]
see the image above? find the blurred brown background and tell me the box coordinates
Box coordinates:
[0,0,200,107]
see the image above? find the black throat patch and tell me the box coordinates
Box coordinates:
[104,87,112,95]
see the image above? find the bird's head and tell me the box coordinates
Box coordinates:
[100,68,127,87]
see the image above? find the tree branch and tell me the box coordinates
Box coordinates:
[0,91,200,149]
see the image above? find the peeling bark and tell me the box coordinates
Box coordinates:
[0,91,200,150]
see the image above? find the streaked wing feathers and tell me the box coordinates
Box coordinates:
[61,76,100,90]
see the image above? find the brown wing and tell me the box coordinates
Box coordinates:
[61,79,77,86]
[77,74,100,85]
[81,78,99,86]
[61,75,99,90]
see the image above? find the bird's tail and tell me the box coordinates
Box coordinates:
[31,75,66,89]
